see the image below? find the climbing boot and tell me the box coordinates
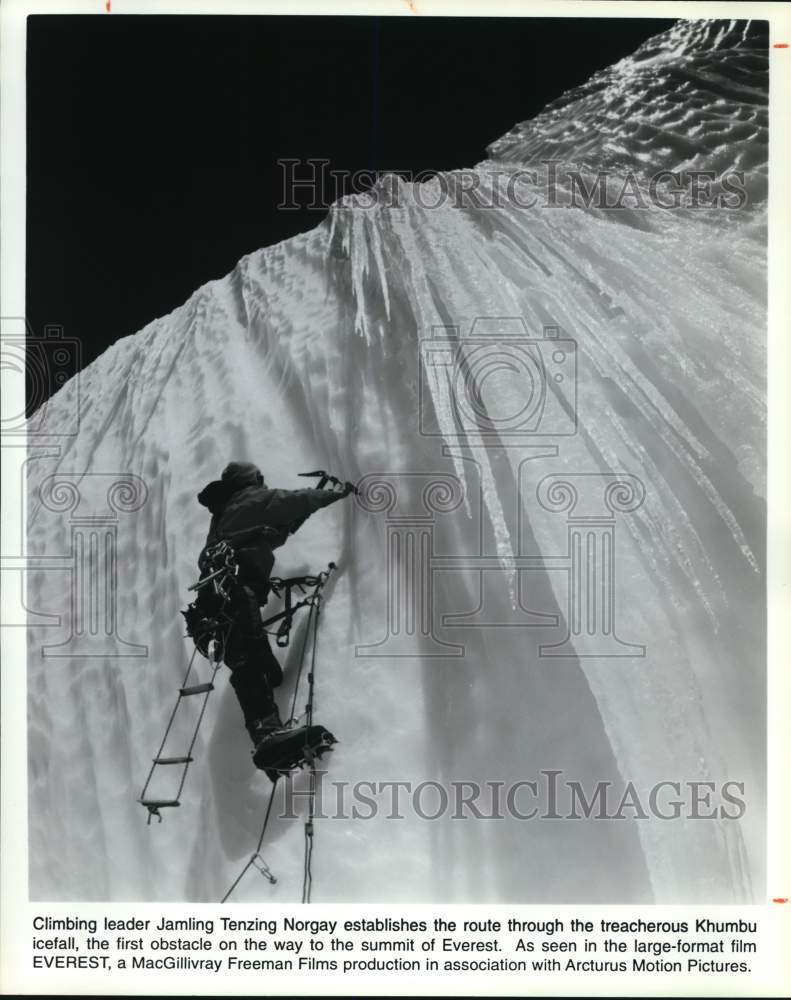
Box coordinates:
[248,711,285,748]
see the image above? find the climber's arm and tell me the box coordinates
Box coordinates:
[266,484,353,533]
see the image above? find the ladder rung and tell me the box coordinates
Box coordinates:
[141,800,180,809]
[179,682,214,696]
[153,756,193,765]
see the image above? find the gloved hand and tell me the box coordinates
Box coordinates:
[341,481,357,497]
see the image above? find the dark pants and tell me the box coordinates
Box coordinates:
[223,581,282,737]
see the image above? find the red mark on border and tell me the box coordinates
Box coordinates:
[772,897,788,903]
[774,43,788,48]
[105,0,111,11]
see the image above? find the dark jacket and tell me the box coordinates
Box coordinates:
[197,462,345,594]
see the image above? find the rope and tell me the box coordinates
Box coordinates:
[220,781,279,903]
[301,588,323,904]
[287,581,322,725]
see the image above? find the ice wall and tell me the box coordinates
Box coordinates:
[25,19,766,903]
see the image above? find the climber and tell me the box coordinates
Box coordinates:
[195,461,353,768]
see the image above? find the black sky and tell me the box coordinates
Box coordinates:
[26,14,674,398]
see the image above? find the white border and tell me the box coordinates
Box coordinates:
[2,1,790,996]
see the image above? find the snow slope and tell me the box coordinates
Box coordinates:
[26,19,766,903]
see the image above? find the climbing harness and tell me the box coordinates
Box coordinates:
[184,541,334,654]
[220,566,333,903]
[138,540,335,824]
[267,572,334,648]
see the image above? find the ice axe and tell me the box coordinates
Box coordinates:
[299,469,359,495]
